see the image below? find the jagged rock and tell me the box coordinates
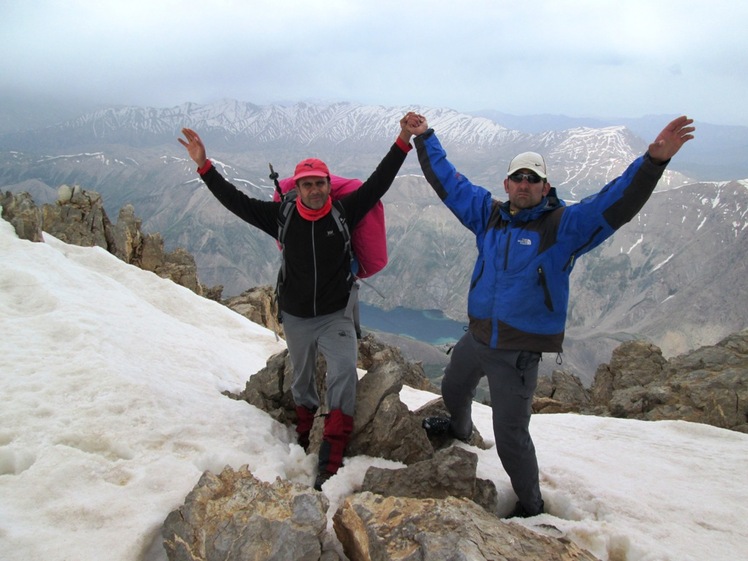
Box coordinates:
[361,446,498,515]
[1,187,221,298]
[231,350,298,424]
[347,391,430,465]
[0,191,43,242]
[533,396,581,414]
[589,331,748,432]
[158,246,202,294]
[535,370,590,413]
[592,339,668,404]
[333,491,600,561]
[223,285,283,337]
[140,231,165,271]
[203,284,225,302]
[110,203,143,263]
[138,233,202,293]
[357,333,438,393]
[41,185,114,250]
[162,465,331,561]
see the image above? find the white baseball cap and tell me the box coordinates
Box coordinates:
[507,152,547,179]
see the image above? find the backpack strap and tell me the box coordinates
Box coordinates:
[329,200,353,286]
[274,191,298,325]
[328,200,362,338]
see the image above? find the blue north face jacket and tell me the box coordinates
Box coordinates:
[414,128,669,353]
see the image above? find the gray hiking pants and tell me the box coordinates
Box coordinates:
[281,309,358,416]
[443,331,543,513]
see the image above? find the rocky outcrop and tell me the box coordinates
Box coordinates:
[223,285,283,338]
[1,187,221,300]
[535,330,748,433]
[0,190,43,242]
[162,465,333,561]
[360,446,498,514]
[535,370,592,414]
[163,456,599,561]
[334,492,599,561]
[591,331,748,432]
[41,184,114,250]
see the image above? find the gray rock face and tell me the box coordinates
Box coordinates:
[1,190,43,242]
[41,185,113,250]
[162,466,331,561]
[361,446,498,515]
[223,285,283,338]
[333,492,600,561]
[591,332,748,432]
[535,331,748,433]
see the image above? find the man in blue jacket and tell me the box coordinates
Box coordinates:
[411,115,695,518]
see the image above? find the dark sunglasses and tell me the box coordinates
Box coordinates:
[508,172,543,184]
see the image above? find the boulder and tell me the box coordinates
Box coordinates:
[333,492,600,561]
[162,465,332,561]
[361,446,498,515]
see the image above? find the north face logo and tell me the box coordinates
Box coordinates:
[518,238,532,246]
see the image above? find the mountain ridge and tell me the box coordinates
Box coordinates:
[1,99,746,384]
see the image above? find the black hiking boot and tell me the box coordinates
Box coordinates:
[506,500,544,519]
[422,416,472,443]
[314,471,333,491]
[422,416,452,436]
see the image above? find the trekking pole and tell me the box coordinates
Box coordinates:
[268,163,283,201]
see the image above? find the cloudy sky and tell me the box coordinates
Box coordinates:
[4,0,747,126]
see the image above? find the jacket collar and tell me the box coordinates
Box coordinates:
[499,187,566,222]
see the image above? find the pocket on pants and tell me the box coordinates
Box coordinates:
[516,350,541,371]
[515,350,541,397]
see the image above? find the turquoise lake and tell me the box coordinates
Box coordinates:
[359,303,466,346]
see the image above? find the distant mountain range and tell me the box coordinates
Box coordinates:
[1,100,746,384]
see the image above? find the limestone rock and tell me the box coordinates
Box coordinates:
[110,203,143,263]
[223,285,283,337]
[162,465,329,561]
[535,370,590,413]
[333,492,600,561]
[0,191,43,242]
[361,446,498,515]
[1,187,218,298]
[589,331,748,432]
[40,185,114,249]
[357,333,438,393]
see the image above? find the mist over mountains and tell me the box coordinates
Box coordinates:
[1,99,746,384]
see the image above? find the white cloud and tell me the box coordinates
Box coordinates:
[2,0,747,126]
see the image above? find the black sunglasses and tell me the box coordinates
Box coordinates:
[508,172,543,184]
